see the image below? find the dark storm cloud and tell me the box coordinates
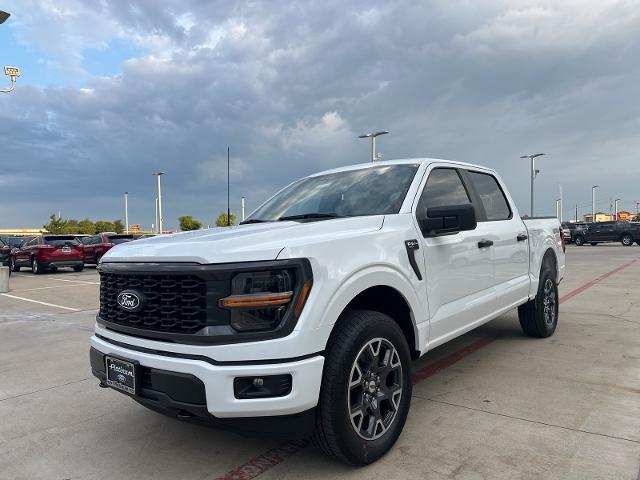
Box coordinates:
[1,0,639,227]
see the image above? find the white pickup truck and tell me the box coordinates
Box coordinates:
[90,158,565,465]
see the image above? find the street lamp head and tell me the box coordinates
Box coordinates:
[373,131,389,137]
[153,171,165,176]
[592,185,599,189]
[520,153,545,159]
[0,10,10,24]
[4,66,20,78]
[358,133,373,138]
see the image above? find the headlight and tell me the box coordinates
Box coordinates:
[220,269,312,332]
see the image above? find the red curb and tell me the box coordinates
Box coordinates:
[214,257,638,479]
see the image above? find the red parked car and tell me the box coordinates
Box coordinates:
[10,235,84,274]
[78,233,135,265]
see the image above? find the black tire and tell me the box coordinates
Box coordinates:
[31,257,42,274]
[74,264,84,272]
[312,309,412,465]
[590,242,597,246]
[574,235,585,246]
[10,257,20,272]
[49,266,58,272]
[518,265,559,338]
[621,234,633,246]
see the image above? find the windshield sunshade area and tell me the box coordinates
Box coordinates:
[245,164,420,222]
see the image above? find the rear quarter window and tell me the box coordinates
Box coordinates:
[466,171,511,221]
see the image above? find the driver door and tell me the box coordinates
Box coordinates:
[415,166,496,348]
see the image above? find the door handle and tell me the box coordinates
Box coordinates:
[477,239,494,248]
[516,234,528,242]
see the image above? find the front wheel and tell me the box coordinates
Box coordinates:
[313,310,412,465]
[621,234,633,246]
[74,264,84,272]
[10,257,20,272]
[518,267,558,338]
[31,257,42,274]
[590,242,598,246]
[574,235,585,246]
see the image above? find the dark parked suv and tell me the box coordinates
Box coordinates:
[10,235,85,273]
[560,222,587,244]
[79,233,135,265]
[572,221,640,246]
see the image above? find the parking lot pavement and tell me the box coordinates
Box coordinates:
[0,246,639,480]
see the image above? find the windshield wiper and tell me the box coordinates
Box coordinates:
[239,218,269,225]
[278,212,345,221]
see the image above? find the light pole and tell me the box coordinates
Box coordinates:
[575,204,578,222]
[153,172,165,234]
[241,196,246,221]
[1,11,21,94]
[359,131,389,162]
[556,199,561,221]
[591,185,599,223]
[614,198,620,220]
[636,201,640,217]
[519,153,545,217]
[124,192,129,234]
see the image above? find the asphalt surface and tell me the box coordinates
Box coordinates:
[0,244,639,479]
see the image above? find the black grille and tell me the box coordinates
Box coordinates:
[99,272,207,334]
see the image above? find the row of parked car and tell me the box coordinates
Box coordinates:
[561,221,640,246]
[0,232,150,274]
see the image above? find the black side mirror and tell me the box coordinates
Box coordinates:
[420,204,477,237]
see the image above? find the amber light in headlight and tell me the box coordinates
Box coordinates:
[220,291,293,309]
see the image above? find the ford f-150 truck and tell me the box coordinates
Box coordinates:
[90,158,565,465]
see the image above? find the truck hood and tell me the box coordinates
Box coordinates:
[102,216,385,264]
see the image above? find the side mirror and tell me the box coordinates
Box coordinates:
[420,204,477,237]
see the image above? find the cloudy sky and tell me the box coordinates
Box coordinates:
[1,0,639,229]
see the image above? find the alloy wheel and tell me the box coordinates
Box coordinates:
[542,278,557,326]
[348,337,403,440]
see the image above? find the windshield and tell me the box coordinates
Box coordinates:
[108,235,134,245]
[246,164,419,222]
[44,236,80,247]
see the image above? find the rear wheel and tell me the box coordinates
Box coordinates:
[10,257,20,272]
[31,257,42,274]
[313,310,412,465]
[518,265,558,338]
[621,234,633,246]
[574,235,585,246]
[590,242,597,246]
[74,264,84,272]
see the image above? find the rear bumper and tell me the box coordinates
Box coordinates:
[42,260,83,268]
[90,335,324,419]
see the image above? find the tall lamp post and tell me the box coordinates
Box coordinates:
[124,192,129,234]
[519,153,545,217]
[359,131,389,162]
[614,198,620,220]
[153,172,165,234]
[591,185,599,223]
[0,11,21,94]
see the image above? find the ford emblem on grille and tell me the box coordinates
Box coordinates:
[117,290,144,312]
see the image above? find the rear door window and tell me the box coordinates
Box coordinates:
[466,171,511,221]
[417,168,470,214]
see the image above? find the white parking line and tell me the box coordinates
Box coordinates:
[48,278,100,285]
[0,294,80,311]
[15,284,95,292]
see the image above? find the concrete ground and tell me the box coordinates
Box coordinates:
[0,245,638,480]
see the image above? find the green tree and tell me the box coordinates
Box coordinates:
[77,218,95,235]
[63,219,80,234]
[95,220,116,233]
[43,213,67,233]
[179,215,202,231]
[113,220,125,234]
[215,212,236,227]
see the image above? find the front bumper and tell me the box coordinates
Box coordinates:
[90,334,324,419]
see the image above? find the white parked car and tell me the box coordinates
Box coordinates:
[90,158,565,465]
